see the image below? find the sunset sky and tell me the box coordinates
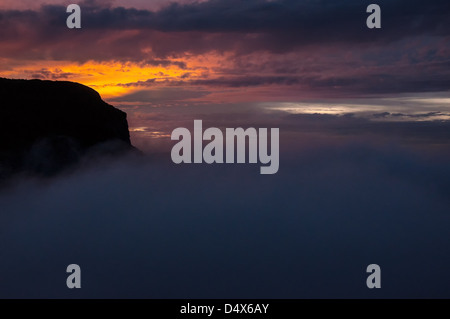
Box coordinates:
[1,0,449,150]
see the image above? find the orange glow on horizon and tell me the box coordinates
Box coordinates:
[0,54,227,99]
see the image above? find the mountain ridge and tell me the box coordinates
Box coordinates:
[0,77,135,178]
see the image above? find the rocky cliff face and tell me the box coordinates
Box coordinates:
[0,78,134,178]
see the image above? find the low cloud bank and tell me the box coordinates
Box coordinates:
[0,139,449,298]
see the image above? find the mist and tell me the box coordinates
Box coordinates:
[1,136,449,298]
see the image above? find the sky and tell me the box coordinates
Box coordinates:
[1,0,450,298]
[0,0,449,151]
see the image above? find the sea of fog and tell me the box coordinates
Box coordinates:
[0,139,449,298]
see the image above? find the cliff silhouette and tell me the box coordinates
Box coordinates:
[0,78,135,178]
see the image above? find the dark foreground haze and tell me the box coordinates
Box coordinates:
[1,132,449,298]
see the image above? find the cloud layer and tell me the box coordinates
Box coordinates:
[1,139,450,298]
[1,0,449,98]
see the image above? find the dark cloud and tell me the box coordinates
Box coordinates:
[117,78,157,87]
[140,59,188,69]
[120,75,302,87]
[24,68,82,80]
[33,0,450,38]
[114,64,450,96]
[202,71,450,95]
[110,87,210,102]
[381,111,445,118]
[1,0,449,58]
[0,0,449,96]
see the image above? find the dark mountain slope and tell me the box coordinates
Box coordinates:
[0,78,135,177]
